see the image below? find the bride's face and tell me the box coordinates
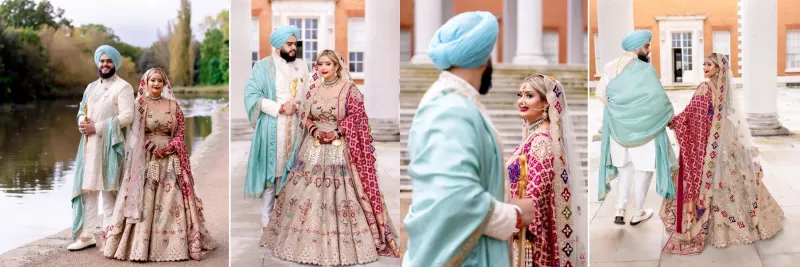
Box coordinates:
[703,58,719,78]
[516,83,547,122]
[148,72,165,97]
[316,55,338,81]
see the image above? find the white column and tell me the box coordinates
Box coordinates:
[513,0,548,65]
[593,0,633,140]
[365,0,400,140]
[410,0,442,64]
[319,12,330,51]
[230,0,251,121]
[596,0,633,69]
[741,0,788,135]
[567,0,584,64]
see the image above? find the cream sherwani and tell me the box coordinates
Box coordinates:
[77,75,134,237]
[259,54,309,227]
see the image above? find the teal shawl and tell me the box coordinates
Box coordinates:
[598,60,678,201]
[244,57,279,198]
[71,82,126,240]
[403,91,509,267]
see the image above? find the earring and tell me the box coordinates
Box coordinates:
[542,106,549,120]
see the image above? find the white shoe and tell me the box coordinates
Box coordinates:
[630,208,654,225]
[614,209,625,225]
[67,237,96,251]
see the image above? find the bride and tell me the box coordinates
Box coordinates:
[661,53,784,255]
[262,49,400,266]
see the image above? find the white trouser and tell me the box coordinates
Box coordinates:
[615,162,654,212]
[261,182,278,227]
[82,190,117,238]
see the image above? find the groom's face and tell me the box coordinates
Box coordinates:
[279,35,298,62]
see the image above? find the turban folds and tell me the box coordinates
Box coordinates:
[428,11,498,70]
[270,25,301,49]
[622,30,652,51]
[94,45,122,70]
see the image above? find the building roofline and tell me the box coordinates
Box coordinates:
[654,15,708,21]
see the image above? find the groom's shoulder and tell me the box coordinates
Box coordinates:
[417,91,480,123]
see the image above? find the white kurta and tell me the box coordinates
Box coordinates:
[260,54,309,177]
[595,53,656,172]
[78,76,134,191]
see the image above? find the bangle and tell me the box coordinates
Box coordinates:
[515,207,523,230]
[279,106,285,115]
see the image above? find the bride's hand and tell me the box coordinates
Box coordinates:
[154,148,166,159]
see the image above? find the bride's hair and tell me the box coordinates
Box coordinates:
[520,74,548,101]
[316,50,342,78]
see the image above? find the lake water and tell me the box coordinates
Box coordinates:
[0,94,227,254]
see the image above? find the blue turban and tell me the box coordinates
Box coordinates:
[622,30,652,51]
[270,25,301,49]
[94,45,122,70]
[428,11,498,70]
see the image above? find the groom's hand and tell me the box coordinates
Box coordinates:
[79,118,96,136]
[510,198,536,228]
[281,101,296,115]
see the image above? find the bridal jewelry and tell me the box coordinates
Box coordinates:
[322,77,339,88]
[147,95,163,104]
[526,118,545,136]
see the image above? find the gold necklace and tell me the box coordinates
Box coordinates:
[525,118,545,137]
[147,95,163,104]
[322,77,339,89]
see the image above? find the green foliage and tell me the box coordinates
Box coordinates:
[0,20,51,103]
[197,28,228,85]
[0,0,71,29]
[196,9,229,85]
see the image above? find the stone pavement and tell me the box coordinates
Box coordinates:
[229,139,402,267]
[0,110,231,267]
[589,89,800,267]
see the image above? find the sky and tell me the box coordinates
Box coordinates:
[45,0,229,47]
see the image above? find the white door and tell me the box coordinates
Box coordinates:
[671,32,694,83]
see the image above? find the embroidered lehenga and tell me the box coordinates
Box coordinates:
[660,53,783,255]
[99,69,216,261]
[262,50,400,266]
[507,75,586,267]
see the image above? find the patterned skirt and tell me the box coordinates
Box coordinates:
[101,137,193,261]
[262,135,379,266]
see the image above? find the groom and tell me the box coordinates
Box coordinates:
[69,45,134,250]
[403,11,537,267]
[243,25,310,233]
[596,30,677,226]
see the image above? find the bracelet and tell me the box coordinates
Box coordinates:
[279,106,285,115]
[515,207,523,230]
[145,141,156,153]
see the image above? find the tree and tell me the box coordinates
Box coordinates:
[0,21,52,103]
[169,0,193,86]
[199,9,229,40]
[197,28,227,85]
[196,9,229,85]
[0,0,71,29]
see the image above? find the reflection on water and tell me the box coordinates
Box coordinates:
[0,93,227,254]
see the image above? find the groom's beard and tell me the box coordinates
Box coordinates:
[280,48,297,62]
[638,53,650,63]
[98,66,116,79]
[478,61,494,95]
